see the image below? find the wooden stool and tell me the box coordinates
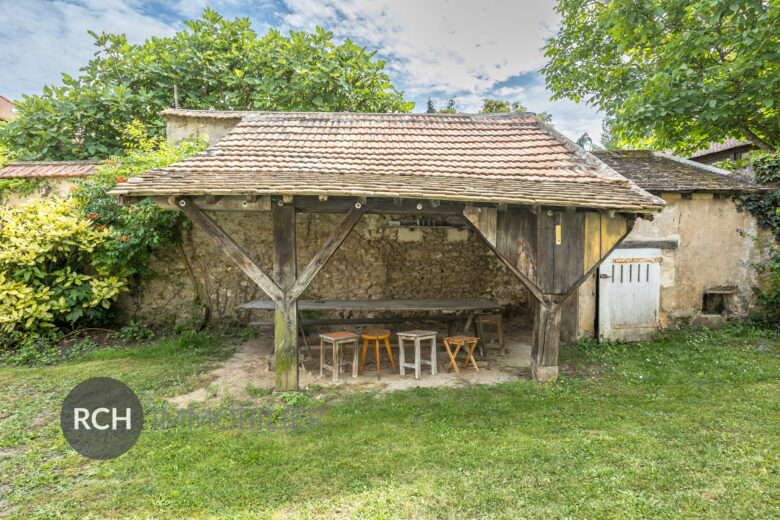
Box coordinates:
[397,330,437,380]
[319,332,359,382]
[443,336,480,376]
[476,313,504,356]
[360,328,396,380]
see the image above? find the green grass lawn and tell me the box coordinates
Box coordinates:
[1,326,778,519]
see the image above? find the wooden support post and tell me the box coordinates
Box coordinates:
[531,298,560,383]
[273,204,298,391]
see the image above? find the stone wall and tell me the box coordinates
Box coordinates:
[164,114,240,145]
[117,211,533,326]
[574,192,768,338]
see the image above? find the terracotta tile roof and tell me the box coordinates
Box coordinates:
[593,150,771,193]
[0,95,14,121]
[0,161,100,179]
[111,111,664,212]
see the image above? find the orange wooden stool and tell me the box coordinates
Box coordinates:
[319,331,360,382]
[360,328,396,379]
[443,336,480,376]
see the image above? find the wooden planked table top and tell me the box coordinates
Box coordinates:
[239,298,500,312]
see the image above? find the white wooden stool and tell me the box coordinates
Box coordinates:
[319,332,359,382]
[397,330,438,380]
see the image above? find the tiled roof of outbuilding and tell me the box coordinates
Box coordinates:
[689,138,752,159]
[111,111,664,212]
[593,150,770,192]
[0,161,100,179]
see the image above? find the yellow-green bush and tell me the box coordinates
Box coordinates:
[0,198,127,347]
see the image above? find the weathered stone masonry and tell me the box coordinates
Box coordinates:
[118,212,533,326]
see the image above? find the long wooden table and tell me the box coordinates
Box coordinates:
[240,298,501,359]
[239,298,500,313]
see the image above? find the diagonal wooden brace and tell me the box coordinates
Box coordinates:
[174,196,284,305]
[290,206,366,300]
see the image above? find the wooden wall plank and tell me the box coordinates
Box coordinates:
[555,211,585,293]
[495,209,511,263]
[479,207,498,245]
[536,209,556,293]
[518,209,537,284]
[584,211,602,273]
[600,213,627,258]
[463,207,544,303]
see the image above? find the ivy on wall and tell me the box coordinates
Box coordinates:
[734,153,780,325]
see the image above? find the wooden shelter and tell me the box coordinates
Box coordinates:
[111,111,663,391]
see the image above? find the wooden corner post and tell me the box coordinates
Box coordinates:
[273,202,298,392]
[531,299,561,382]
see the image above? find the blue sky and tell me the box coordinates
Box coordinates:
[0,0,604,142]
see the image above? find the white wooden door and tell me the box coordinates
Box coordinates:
[598,248,662,342]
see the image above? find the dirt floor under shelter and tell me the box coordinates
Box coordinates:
[168,322,534,406]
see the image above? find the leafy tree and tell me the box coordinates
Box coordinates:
[438,97,457,113]
[576,133,594,151]
[1,8,413,161]
[480,98,553,124]
[599,117,624,151]
[481,99,525,113]
[426,98,436,113]
[542,0,780,153]
[0,133,13,169]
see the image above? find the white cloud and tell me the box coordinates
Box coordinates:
[276,0,603,141]
[278,0,559,95]
[0,0,178,100]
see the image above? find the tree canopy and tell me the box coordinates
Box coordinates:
[542,0,779,153]
[480,99,553,124]
[0,8,413,161]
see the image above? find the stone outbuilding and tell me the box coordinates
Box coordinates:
[567,150,772,342]
[0,161,100,206]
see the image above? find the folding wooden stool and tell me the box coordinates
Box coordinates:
[443,335,480,376]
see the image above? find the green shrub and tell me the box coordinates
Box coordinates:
[71,122,208,279]
[0,339,61,366]
[0,198,128,347]
[0,125,207,350]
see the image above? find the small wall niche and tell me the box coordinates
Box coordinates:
[702,286,738,315]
